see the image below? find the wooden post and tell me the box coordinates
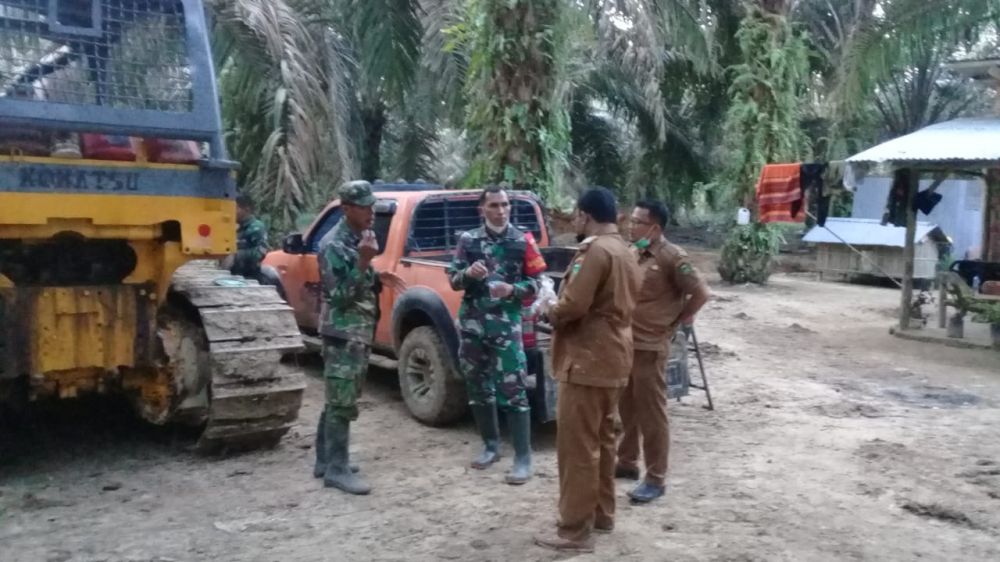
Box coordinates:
[987,169,1000,262]
[899,169,918,330]
[938,272,947,329]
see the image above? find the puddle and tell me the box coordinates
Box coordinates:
[882,385,981,408]
[900,501,982,530]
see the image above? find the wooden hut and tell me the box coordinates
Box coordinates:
[803,218,948,282]
[845,118,1000,329]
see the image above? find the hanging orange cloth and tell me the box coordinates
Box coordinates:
[756,163,804,223]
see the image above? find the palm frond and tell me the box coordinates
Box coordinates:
[583,0,716,145]
[420,0,470,126]
[832,0,1000,118]
[211,0,354,232]
[342,0,424,104]
[570,100,627,190]
[384,114,438,181]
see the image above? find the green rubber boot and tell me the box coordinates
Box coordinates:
[323,416,371,495]
[314,410,358,478]
[504,409,532,485]
[469,403,502,469]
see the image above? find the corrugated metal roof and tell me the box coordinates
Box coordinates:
[846,118,1000,165]
[802,218,949,247]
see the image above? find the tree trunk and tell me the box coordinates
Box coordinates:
[466,0,562,193]
[360,99,387,182]
[759,0,788,15]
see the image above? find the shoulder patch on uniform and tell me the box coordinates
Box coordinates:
[679,263,695,275]
[523,232,547,275]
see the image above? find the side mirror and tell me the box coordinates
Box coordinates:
[283,233,305,254]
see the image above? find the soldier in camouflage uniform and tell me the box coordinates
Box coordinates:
[447,186,546,485]
[314,181,405,495]
[230,195,268,280]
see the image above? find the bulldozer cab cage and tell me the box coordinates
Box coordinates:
[0,0,227,160]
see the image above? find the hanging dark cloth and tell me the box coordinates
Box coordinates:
[800,162,833,226]
[914,190,943,215]
[818,161,844,226]
[882,168,945,226]
[882,169,911,227]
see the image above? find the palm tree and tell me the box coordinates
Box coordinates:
[807,0,1000,149]
[210,0,358,232]
[457,0,715,202]
[871,33,992,136]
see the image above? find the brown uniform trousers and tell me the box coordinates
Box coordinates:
[618,236,705,488]
[617,348,669,486]
[548,231,640,542]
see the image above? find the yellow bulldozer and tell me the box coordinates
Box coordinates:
[0,0,305,450]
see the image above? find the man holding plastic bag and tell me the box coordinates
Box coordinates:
[447,186,546,485]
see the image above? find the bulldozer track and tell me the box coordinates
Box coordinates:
[170,261,306,452]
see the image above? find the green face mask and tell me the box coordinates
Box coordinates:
[634,238,651,250]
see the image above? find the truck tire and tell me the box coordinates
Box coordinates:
[397,326,467,426]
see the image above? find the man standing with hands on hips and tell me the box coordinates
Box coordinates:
[534,187,640,553]
[447,185,546,485]
[315,180,405,495]
[616,199,710,503]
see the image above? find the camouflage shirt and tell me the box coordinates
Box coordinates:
[232,216,268,278]
[447,225,543,314]
[318,220,377,343]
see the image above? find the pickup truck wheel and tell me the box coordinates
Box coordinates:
[397,326,467,426]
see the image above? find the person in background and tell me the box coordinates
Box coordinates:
[615,199,711,504]
[230,195,268,279]
[533,187,640,553]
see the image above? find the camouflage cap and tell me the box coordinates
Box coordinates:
[338,180,377,206]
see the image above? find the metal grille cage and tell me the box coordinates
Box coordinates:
[410,197,544,253]
[0,0,191,112]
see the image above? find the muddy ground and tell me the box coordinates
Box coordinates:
[2,266,1000,562]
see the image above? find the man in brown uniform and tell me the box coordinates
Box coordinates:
[616,199,710,504]
[534,188,641,553]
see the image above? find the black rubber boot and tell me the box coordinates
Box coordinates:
[469,403,501,469]
[314,410,358,478]
[313,411,327,478]
[323,416,371,495]
[505,409,532,485]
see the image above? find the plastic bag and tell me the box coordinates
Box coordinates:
[530,275,557,316]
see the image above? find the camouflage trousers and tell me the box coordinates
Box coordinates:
[458,310,529,411]
[322,337,371,421]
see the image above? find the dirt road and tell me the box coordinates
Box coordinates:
[2,273,999,561]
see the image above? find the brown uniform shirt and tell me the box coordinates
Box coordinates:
[548,231,641,388]
[632,236,706,351]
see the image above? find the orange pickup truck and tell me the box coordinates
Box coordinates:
[261,185,574,425]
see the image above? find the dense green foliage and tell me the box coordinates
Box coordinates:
[209,0,1000,240]
[717,223,785,284]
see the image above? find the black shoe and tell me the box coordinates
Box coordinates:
[615,465,640,480]
[627,482,665,504]
[323,416,371,495]
[504,409,532,485]
[469,404,501,469]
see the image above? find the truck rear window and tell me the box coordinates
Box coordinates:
[408,197,543,254]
